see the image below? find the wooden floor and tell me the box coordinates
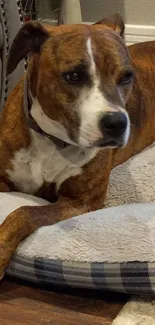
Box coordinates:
[0,277,128,325]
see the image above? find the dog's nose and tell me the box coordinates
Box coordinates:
[99,112,128,137]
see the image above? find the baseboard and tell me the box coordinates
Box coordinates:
[125,24,155,45]
[39,19,155,45]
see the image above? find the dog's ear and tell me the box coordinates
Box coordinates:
[7,21,50,75]
[94,12,125,38]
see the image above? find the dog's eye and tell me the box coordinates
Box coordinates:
[118,70,134,86]
[63,71,81,85]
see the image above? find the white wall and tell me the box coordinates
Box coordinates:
[36,0,155,25]
[80,0,155,25]
[35,0,155,44]
[79,0,155,45]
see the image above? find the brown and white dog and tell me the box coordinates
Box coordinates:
[0,13,155,278]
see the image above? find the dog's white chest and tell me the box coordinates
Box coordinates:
[7,130,97,195]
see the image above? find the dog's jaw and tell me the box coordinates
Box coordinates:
[31,95,130,150]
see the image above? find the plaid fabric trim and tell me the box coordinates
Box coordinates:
[6,255,155,294]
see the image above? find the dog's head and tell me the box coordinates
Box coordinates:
[7,13,134,148]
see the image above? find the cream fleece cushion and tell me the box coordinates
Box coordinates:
[105,142,155,207]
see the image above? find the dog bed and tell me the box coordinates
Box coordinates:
[0,142,154,295]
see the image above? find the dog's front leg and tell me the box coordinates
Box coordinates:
[0,197,88,278]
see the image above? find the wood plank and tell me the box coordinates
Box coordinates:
[0,278,128,325]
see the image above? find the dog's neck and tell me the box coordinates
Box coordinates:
[23,76,70,149]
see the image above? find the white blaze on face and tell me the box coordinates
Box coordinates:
[78,37,130,148]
